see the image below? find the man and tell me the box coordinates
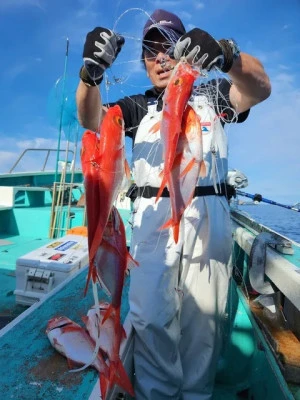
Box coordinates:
[76,9,271,400]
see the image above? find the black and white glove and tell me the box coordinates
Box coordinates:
[80,27,125,86]
[173,28,239,72]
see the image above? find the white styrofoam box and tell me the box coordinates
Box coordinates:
[14,234,89,306]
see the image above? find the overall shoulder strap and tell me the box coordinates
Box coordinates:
[147,97,158,116]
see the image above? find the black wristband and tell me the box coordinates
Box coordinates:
[79,66,103,86]
[218,39,234,73]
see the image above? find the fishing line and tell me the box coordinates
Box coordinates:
[69,280,103,373]
[96,8,243,253]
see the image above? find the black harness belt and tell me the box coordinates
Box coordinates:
[126,183,235,201]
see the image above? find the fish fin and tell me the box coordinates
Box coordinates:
[155,175,168,203]
[84,259,97,296]
[199,160,206,178]
[101,303,114,325]
[159,219,180,243]
[173,223,180,244]
[126,251,139,269]
[124,159,131,180]
[149,120,160,134]
[159,218,172,230]
[110,359,135,397]
[180,157,197,177]
[100,373,109,400]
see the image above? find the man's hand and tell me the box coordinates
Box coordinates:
[82,27,125,84]
[174,28,235,72]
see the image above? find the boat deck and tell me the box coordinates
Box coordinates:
[0,265,249,400]
[0,267,129,399]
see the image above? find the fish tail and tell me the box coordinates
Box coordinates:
[109,359,135,397]
[84,261,93,296]
[173,222,180,244]
[100,373,109,400]
[84,258,97,296]
[159,218,180,243]
[126,251,139,269]
[199,160,206,177]
[149,120,160,134]
[155,174,168,203]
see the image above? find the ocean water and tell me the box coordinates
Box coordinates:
[236,203,300,244]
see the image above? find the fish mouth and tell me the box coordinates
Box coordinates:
[46,316,72,332]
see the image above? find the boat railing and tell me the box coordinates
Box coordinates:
[9,148,75,173]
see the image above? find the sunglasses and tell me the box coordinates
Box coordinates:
[142,40,175,60]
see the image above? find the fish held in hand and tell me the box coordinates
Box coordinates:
[160,104,206,242]
[83,304,134,397]
[155,59,199,202]
[80,105,130,294]
[94,206,137,396]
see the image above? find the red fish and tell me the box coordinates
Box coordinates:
[154,60,199,202]
[46,316,110,399]
[160,104,206,242]
[82,304,134,397]
[94,206,137,396]
[81,105,130,293]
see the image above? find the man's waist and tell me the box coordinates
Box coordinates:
[126,183,235,201]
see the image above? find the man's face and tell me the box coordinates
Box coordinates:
[143,30,179,91]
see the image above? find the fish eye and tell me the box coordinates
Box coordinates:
[114,115,123,127]
[174,78,183,86]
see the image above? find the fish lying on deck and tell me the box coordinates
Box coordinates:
[46,316,110,399]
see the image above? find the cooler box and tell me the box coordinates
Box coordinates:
[14,235,89,306]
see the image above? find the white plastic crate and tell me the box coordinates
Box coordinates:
[14,234,89,306]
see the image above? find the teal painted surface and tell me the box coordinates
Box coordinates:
[0,171,83,187]
[0,268,130,399]
[0,235,51,271]
[231,238,297,399]
[14,189,53,207]
[236,288,295,400]
[13,208,52,236]
[217,273,296,399]
[287,244,300,269]
[216,281,256,392]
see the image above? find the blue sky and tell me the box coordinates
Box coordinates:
[0,0,300,204]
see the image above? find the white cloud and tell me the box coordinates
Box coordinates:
[5,58,45,83]
[282,24,291,30]
[194,2,205,9]
[228,68,300,204]
[149,0,183,8]
[0,0,45,10]
[0,116,82,174]
[0,152,18,174]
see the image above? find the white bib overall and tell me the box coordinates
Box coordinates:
[129,96,232,400]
